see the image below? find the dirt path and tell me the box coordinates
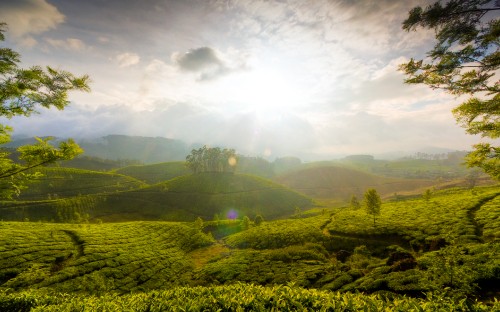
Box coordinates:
[61,230,85,258]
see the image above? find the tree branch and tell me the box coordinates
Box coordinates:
[0,159,53,179]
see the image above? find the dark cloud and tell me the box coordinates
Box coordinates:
[174,47,222,71]
[173,46,246,81]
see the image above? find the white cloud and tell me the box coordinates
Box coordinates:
[0,0,65,43]
[45,37,87,51]
[116,52,140,67]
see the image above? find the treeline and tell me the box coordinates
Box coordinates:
[186,146,237,173]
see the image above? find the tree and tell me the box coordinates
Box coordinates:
[364,188,381,226]
[185,145,237,174]
[0,23,90,198]
[423,189,433,202]
[350,194,361,210]
[400,0,500,180]
[240,215,250,230]
[254,214,264,226]
[194,216,204,230]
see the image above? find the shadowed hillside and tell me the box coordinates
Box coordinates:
[95,173,313,221]
[0,173,313,222]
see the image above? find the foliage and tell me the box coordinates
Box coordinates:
[17,166,147,200]
[185,146,237,174]
[254,214,264,226]
[275,165,436,202]
[0,222,213,294]
[0,172,313,222]
[350,194,361,209]
[0,22,90,199]
[400,0,500,180]
[364,188,381,226]
[325,185,500,248]
[0,283,497,311]
[225,215,329,249]
[114,161,189,184]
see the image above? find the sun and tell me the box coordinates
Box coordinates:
[217,67,302,114]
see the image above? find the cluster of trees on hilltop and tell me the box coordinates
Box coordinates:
[186,146,237,173]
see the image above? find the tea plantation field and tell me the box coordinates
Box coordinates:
[0,185,498,310]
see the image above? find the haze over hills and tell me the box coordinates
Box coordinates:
[7,134,466,164]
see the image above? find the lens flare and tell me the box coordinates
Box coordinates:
[228,156,237,167]
[227,209,238,220]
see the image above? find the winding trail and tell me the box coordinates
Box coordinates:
[61,230,85,258]
[466,193,500,242]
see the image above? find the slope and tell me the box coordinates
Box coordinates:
[113,161,190,184]
[274,166,436,201]
[17,167,147,201]
[95,173,313,221]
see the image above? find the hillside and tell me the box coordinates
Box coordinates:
[18,167,147,200]
[0,185,498,308]
[94,173,313,221]
[114,161,190,184]
[274,166,436,201]
[0,173,313,222]
[78,135,190,163]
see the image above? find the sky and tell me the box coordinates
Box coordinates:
[0,0,496,160]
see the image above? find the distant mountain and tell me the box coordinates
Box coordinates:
[78,135,191,164]
[5,135,192,164]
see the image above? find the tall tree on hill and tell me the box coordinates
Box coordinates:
[399,0,500,180]
[364,188,381,226]
[0,23,90,198]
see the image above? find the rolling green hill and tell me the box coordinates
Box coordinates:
[18,167,147,201]
[0,185,498,308]
[113,161,190,184]
[0,173,313,222]
[274,166,436,201]
[94,173,313,221]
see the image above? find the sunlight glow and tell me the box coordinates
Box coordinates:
[212,67,304,115]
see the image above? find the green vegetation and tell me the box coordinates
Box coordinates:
[0,185,498,309]
[2,283,497,311]
[186,146,237,174]
[0,172,313,222]
[0,222,213,294]
[364,188,382,226]
[114,162,190,184]
[18,167,147,200]
[275,165,436,201]
[400,0,500,180]
[0,23,89,199]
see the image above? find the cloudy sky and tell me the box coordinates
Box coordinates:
[0,0,493,159]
